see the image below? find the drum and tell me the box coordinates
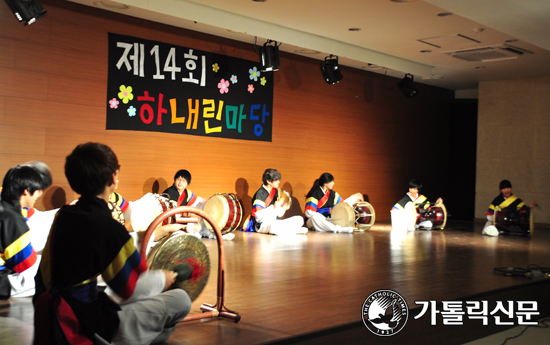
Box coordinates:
[126,193,177,232]
[203,193,243,235]
[416,204,447,230]
[493,206,532,234]
[354,202,376,230]
[147,232,210,301]
[278,190,292,208]
[331,202,376,231]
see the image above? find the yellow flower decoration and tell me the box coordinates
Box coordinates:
[260,77,267,86]
[213,63,220,73]
[118,85,134,104]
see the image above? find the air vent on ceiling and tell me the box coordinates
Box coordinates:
[443,44,533,62]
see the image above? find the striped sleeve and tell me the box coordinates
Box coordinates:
[101,237,147,300]
[187,190,197,206]
[333,192,342,205]
[2,231,37,273]
[251,198,266,217]
[391,204,403,212]
[305,196,319,213]
[110,192,129,212]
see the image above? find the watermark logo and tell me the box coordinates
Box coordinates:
[362,289,408,336]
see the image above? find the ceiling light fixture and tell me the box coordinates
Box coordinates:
[294,49,320,55]
[320,55,343,84]
[397,74,419,98]
[259,40,280,72]
[4,0,47,25]
[93,1,129,9]
[348,28,361,32]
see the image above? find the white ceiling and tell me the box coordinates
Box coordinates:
[67,0,550,91]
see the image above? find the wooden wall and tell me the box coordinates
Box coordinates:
[0,0,454,221]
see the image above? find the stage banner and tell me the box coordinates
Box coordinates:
[106,33,273,142]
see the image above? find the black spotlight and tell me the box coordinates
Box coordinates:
[4,0,47,26]
[259,40,280,72]
[397,73,419,98]
[320,55,343,84]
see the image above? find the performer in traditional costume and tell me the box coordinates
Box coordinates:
[163,169,202,208]
[0,165,41,300]
[304,172,363,233]
[482,179,537,236]
[162,169,235,241]
[33,143,191,345]
[390,178,442,231]
[242,168,307,235]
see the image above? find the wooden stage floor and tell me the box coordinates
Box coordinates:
[1,220,550,345]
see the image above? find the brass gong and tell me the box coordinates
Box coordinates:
[147,232,211,301]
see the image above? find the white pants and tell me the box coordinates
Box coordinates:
[96,289,191,345]
[258,215,308,236]
[391,203,417,231]
[306,212,354,233]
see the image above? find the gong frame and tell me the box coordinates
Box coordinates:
[141,206,241,323]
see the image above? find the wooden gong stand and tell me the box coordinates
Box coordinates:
[140,206,241,323]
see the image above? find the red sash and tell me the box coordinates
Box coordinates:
[318,189,331,209]
[264,188,276,207]
[177,190,186,207]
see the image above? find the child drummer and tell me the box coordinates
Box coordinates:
[243,168,307,236]
[390,178,443,231]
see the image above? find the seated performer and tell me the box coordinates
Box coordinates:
[482,179,537,237]
[163,169,234,241]
[0,165,41,300]
[33,142,191,345]
[243,168,307,235]
[10,162,53,298]
[304,172,363,233]
[163,169,205,208]
[391,178,443,231]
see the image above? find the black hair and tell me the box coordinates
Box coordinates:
[262,168,281,185]
[174,169,192,184]
[1,165,44,202]
[24,161,52,190]
[307,172,334,195]
[408,178,422,191]
[65,142,120,196]
[499,179,512,190]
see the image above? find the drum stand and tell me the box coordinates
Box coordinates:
[141,206,241,323]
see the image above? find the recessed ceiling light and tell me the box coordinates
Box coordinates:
[348,28,361,32]
[294,49,320,55]
[437,12,453,17]
[422,74,443,80]
[93,1,129,9]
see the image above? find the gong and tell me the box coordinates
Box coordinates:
[147,232,211,301]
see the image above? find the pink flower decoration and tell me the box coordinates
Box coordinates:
[109,98,119,109]
[248,84,254,93]
[218,79,230,94]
